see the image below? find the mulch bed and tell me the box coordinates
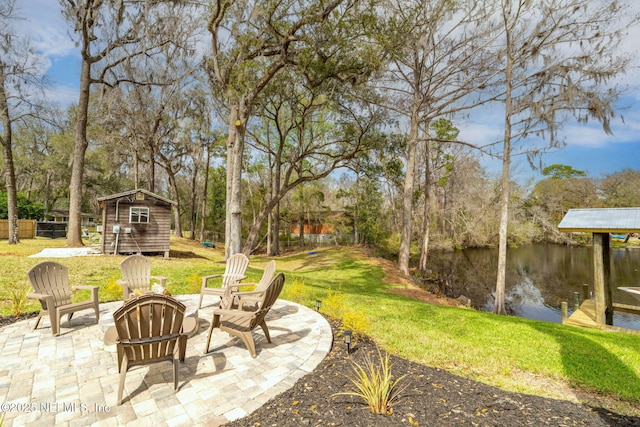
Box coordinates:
[224,318,640,427]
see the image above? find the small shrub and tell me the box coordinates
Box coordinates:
[341,308,368,332]
[333,348,405,414]
[280,277,307,304]
[101,278,123,302]
[10,284,30,317]
[322,288,347,317]
[186,274,201,294]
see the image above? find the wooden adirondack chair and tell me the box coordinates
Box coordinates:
[117,254,167,301]
[198,253,249,308]
[27,261,100,336]
[225,260,276,310]
[205,273,285,358]
[112,293,189,405]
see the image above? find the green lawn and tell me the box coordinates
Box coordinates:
[2,237,640,414]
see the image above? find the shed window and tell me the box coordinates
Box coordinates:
[129,207,149,223]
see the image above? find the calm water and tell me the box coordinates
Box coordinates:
[425,244,640,329]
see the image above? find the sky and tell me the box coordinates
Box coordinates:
[13,0,640,184]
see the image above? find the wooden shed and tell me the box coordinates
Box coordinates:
[558,207,640,327]
[97,189,176,257]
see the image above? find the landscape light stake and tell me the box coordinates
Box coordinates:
[344,330,352,354]
[315,299,322,311]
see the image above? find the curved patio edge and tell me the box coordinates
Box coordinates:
[0,296,333,427]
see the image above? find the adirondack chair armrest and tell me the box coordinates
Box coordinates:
[201,274,223,286]
[231,289,264,298]
[232,289,265,308]
[116,279,138,300]
[202,273,246,287]
[71,285,99,291]
[150,276,167,286]
[235,297,262,311]
[27,292,53,302]
[27,292,55,311]
[71,285,99,299]
[233,282,259,290]
[213,307,254,318]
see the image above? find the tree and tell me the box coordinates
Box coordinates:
[243,68,387,255]
[0,0,44,243]
[601,169,640,207]
[374,0,499,275]
[204,0,380,258]
[541,164,586,180]
[12,111,73,215]
[0,192,44,220]
[337,173,387,246]
[418,118,459,271]
[491,0,635,315]
[529,174,600,234]
[59,0,191,246]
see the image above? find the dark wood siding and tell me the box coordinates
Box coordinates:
[101,197,172,256]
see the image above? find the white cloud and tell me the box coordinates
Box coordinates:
[43,84,79,107]
[16,1,75,55]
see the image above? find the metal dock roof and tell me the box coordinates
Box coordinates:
[558,208,640,233]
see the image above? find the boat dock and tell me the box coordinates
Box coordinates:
[563,299,640,335]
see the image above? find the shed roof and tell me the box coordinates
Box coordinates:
[557,208,640,233]
[97,189,176,206]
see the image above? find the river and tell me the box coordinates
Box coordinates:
[424,244,640,329]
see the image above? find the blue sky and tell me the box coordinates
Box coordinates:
[15,1,640,184]
[464,92,640,182]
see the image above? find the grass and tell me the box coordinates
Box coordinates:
[2,237,640,413]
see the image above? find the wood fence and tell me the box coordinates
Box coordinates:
[0,219,36,239]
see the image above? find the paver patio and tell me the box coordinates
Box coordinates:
[0,295,332,427]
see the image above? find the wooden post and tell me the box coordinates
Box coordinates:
[603,235,613,325]
[582,284,590,301]
[593,233,614,326]
[561,301,568,323]
[573,292,580,310]
[593,233,606,325]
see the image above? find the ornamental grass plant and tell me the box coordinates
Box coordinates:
[333,348,406,414]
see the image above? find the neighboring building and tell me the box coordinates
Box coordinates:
[289,211,353,245]
[36,210,98,238]
[46,209,98,227]
[97,189,176,257]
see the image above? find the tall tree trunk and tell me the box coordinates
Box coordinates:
[134,149,139,189]
[271,202,280,256]
[225,102,246,259]
[189,160,199,240]
[298,212,305,248]
[419,140,431,271]
[147,138,156,193]
[353,170,360,244]
[200,143,211,243]
[67,58,92,247]
[168,173,183,238]
[398,100,421,276]
[269,154,281,256]
[0,66,19,244]
[494,32,513,316]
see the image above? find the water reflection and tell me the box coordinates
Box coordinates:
[424,244,640,329]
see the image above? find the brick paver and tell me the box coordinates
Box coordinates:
[0,296,332,427]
